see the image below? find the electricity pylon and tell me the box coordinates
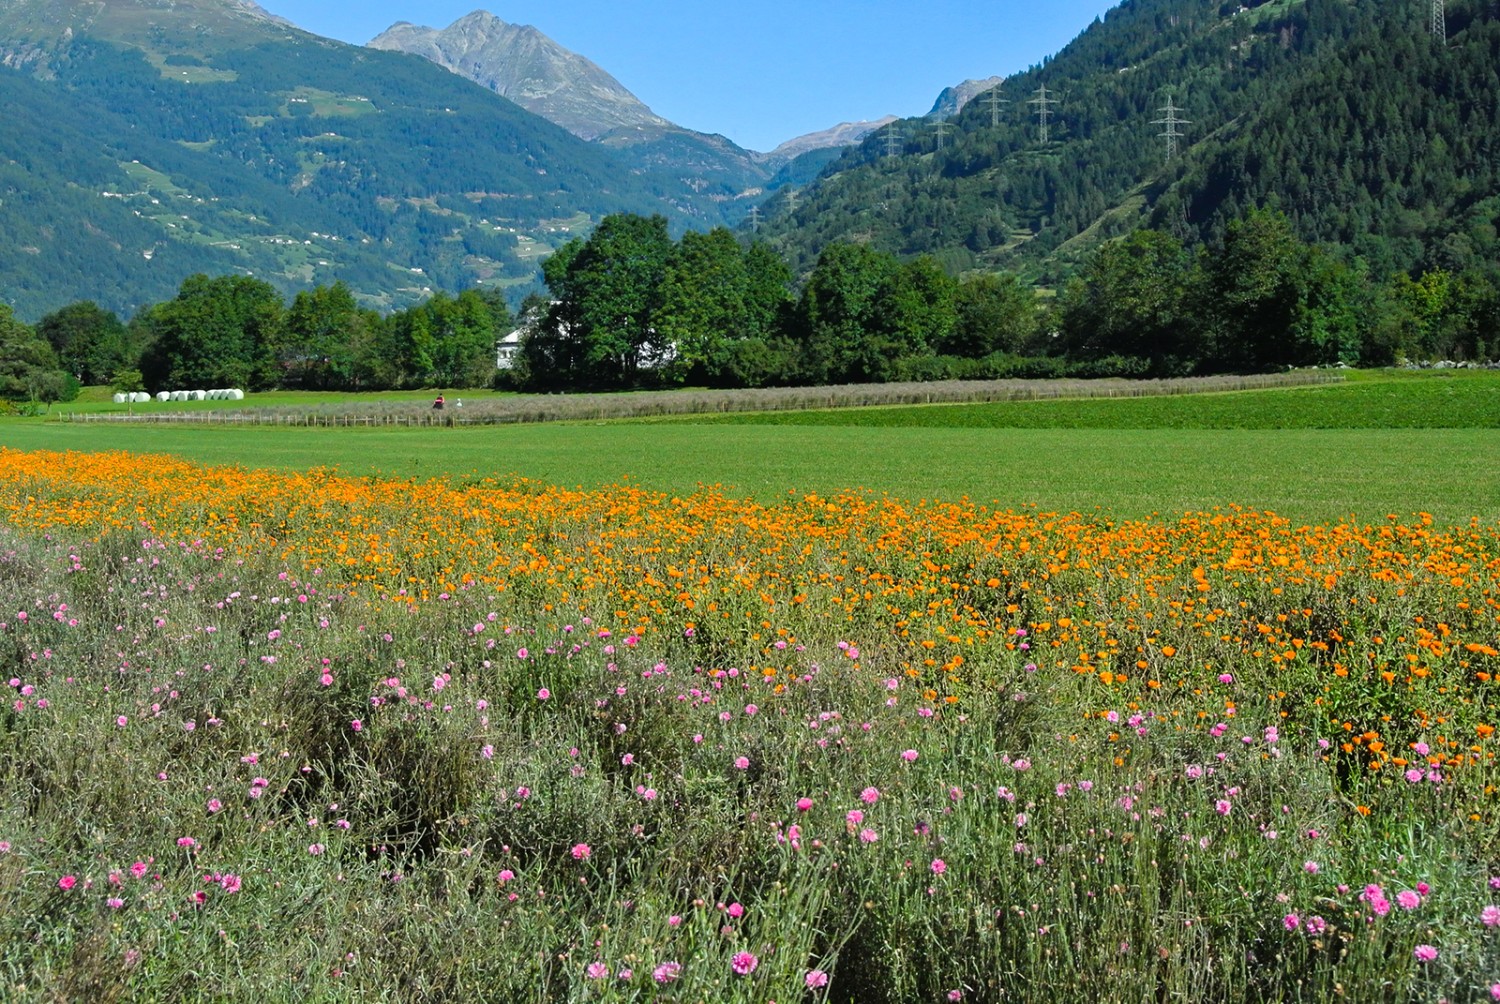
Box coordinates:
[1151,95,1190,162]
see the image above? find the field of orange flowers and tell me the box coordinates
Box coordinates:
[2,445,1500,1001]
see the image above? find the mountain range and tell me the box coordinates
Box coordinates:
[0,0,895,320]
[2,0,1498,326]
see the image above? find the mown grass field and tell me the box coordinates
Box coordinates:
[5,370,1499,525]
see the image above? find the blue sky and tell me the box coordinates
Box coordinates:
[262,1,1120,152]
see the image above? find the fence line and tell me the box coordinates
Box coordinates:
[56,371,1347,428]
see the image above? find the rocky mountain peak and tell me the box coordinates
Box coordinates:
[368,10,667,141]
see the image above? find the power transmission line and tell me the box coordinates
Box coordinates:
[985,85,1010,128]
[1029,84,1058,144]
[746,206,761,232]
[884,126,903,158]
[1431,0,1446,41]
[1151,95,1190,162]
[932,119,951,151]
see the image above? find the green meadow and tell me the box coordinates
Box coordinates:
[4,369,1498,524]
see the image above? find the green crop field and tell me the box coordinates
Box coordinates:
[4,370,1497,525]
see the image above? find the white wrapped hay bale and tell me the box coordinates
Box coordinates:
[112,393,127,404]
[227,389,245,401]
[156,392,170,402]
[189,390,206,401]
[131,392,150,404]
[170,390,187,402]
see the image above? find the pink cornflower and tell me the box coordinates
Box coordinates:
[796,797,814,811]
[1304,916,1327,935]
[931,858,947,875]
[859,827,878,843]
[1396,890,1421,911]
[58,875,77,890]
[1215,800,1231,816]
[653,961,681,983]
[860,787,880,804]
[586,961,609,980]
[571,843,591,860]
[1413,944,1437,962]
[219,874,242,894]
[106,896,124,909]
[733,757,749,770]
[901,749,919,762]
[1282,913,1299,932]
[806,969,829,988]
[1482,905,1500,927]
[730,951,758,975]
[536,688,550,700]
[308,843,324,856]
[206,799,222,814]
[726,902,744,919]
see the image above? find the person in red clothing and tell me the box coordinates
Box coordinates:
[432,394,445,410]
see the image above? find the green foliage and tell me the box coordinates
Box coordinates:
[0,303,71,404]
[34,301,130,385]
[138,273,284,390]
[758,0,1500,311]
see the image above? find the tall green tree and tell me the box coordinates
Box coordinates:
[0,305,70,405]
[34,301,130,386]
[942,273,1038,358]
[541,214,674,387]
[1199,209,1312,371]
[280,282,376,390]
[1060,230,1196,367]
[139,274,284,390]
[794,242,901,384]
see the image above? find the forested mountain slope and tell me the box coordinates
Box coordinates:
[758,0,1500,285]
[0,0,729,320]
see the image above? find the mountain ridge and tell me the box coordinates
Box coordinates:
[367,12,670,141]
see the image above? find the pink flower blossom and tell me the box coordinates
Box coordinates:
[931,858,947,875]
[1282,913,1299,932]
[796,797,813,811]
[1483,905,1500,927]
[730,951,758,975]
[571,843,591,860]
[1413,944,1437,962]
[536,688,550,700]
[901,749,919,762]
[58,875,76,890]
[1396,890,1421,911]
[653,961,681,983]
[586,961,609,980]
[805,969,829,988]
[860,786,881,804]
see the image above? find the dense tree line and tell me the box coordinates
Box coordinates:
[7,205,1494,408]
[516,209,1500,391]
[0,275,512,405]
